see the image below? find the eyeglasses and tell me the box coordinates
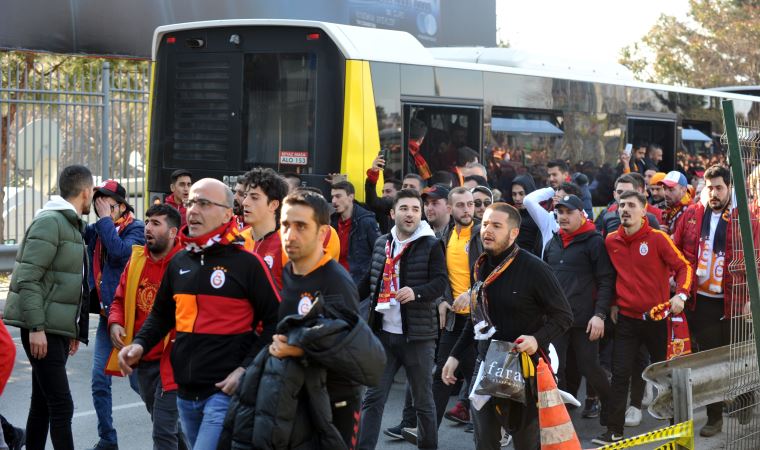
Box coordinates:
[183,198,231,209]
[474,199,492,208]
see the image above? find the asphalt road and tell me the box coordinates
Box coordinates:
[0,289,726,450]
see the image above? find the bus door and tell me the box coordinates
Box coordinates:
[626,115,677,171]
[399,103,482,184]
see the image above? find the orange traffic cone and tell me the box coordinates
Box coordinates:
[537,358,582,450]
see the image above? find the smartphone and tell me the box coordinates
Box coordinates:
[378,149,387,167]
[624,143,633,157]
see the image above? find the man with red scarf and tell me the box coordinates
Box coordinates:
[85,179,145,450]
[118,178,280,450]
[594,190,692,445]
[659,170,692,234]
[672,165,734,437]
[543,194,615,425]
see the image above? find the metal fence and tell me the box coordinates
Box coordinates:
[0,53,150,245]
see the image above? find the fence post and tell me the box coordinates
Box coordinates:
[672,368,693,450]
[101,61,111,180]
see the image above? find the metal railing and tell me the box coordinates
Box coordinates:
[0,53,150,246]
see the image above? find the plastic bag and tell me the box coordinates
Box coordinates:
[474,340,527,403]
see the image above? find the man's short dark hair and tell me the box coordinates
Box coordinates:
[410,118,428,141]
[384,178,402,191]
[704,165,731,186]
[619,190,647,206]
[456,146,479,167]
[430,171,453,187]
[283,189,331,227]
[59,165,93,200]
[547,159,569,174]
[393,189,423,209]
[403,173,425,187]
[170,169,192,184]
[331,180,355,196]
[448,186,471,204]
[145,203,181,230]
[243,167,289,204]
[464,175,489,188]
[558,181,582,198]
[486,202,522,229]
[615,173,643,191]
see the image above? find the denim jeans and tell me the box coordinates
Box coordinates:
[91,315,139,444]
[176,392,231,450]
[136,360,189,450]
[358,331,437,450]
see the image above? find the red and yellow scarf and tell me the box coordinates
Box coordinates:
[696,207,730,294]
[470,244,520,339]
[408,140,432,180]
[179,219,243,254]
[376,240,409,310]
[644,301,692,360]
[664,192,692,232]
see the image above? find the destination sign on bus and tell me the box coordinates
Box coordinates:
[279,150,309,166]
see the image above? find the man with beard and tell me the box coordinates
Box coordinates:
[594,191,691,444]
[232,176,247,230]
[510,174,542,255]
[107,204,187,450]
[648,172,667,210]
[672,165,733,436]
[165,169,192,229]
[659,170,692,234]
[422,184,452,237]
[442,203,573,450]
[358,189,447,450]
[524,181,583,257]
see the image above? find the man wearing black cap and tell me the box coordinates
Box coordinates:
[165,169,192,229]
[543,194,615,425]
[85,179,145,450]
[422,184,452,237]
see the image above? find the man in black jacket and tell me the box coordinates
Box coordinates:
[543,194,614,423]
[118,178,281,450]
[510,174,542,255]
[357,189,447,450]
[331,181,381,285]
[271,189,367,447]
[442,203,573,450]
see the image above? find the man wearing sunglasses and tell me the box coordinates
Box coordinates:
[85,180,145,450]
[471,186,493,221]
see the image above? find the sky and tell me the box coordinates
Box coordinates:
[495,0,691,66]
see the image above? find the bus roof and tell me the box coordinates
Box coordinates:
[153,19,760,103]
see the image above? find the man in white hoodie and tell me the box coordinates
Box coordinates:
[358,189,448,450]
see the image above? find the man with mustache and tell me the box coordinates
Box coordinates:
[672,165,736,436]
[594,191,692,445]
[442,203,572,450]
[659,170,693,234]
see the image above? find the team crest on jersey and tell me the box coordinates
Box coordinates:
[210,266,227,289]
[298,292,315,315]
[639,242,649,256]
[264,255,274,269]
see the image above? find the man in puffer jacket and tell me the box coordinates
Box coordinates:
[218,294,386,450]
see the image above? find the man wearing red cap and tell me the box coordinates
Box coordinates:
[85,179,145,450]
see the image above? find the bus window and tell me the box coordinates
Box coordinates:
[402,104,482,185]
[626,117,676,171]
[244,53,316,172]
[489,108,564,188]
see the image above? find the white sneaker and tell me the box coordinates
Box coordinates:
[625,406,642,427]
[500,429,512,447]
[642,382,655,406]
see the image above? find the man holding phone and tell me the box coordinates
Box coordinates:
[365,150,402,233]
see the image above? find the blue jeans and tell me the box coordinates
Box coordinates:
[176,392,231,450]
[91,315,139,444]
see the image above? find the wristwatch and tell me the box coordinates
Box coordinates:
[594,312,607,321]
[677,293,688,302]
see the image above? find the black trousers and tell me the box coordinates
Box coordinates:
[608,315,667,434]
[332,393,362,450]
[688,295,730,423]
[20,329,74,450]
[554,327,612,419]
[431,314,476,427]
[472,394,539,450]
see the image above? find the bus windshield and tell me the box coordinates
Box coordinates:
[244,53,317,170]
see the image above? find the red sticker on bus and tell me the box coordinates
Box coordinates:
[279,151,309,166]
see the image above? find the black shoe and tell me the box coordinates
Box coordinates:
[401,427,418,446]
[464,422,474,433]
[9,427,25,450]
[87,440,119,450]
[383,422,410,440]
[591,430,623,445]
[582,398,600,418]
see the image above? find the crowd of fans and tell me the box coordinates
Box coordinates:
[0,133,752,450]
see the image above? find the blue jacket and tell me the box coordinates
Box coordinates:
[85,216,145,313]
[331,203,380,286]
